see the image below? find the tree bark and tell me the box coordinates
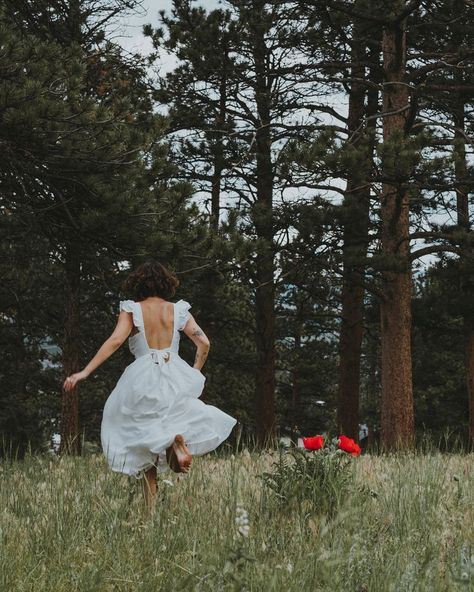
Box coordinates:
[252,0,276,445]
[366,323,379,450]
[338,17,371,440]
[379,13,415,450]
[210,45,228,231]
[452,66,474,449]
[60,242,82,455]
[337,15,379,440]
[291,327,302,444]
[466,328,474,448]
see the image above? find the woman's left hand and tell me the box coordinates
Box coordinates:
[63,370,89,392]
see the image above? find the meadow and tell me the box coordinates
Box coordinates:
[0,445,472,591]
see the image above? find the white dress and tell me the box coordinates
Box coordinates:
[100,299,237,479]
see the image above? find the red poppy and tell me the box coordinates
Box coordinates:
[338,435,361,456]
[302,435,325,450]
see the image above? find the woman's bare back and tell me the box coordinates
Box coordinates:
[134,298,175,350]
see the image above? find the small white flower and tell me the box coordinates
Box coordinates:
[235,506,249,526]
[162,479,174,487]
[235,506,250,537]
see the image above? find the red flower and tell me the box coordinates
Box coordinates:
[337,435,361,456]
[302,435,325,450]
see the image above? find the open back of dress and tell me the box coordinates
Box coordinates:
[136,300,175,350]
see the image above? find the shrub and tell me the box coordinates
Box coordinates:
[261,439,358,517]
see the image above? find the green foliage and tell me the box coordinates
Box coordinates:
[412,268,469,445]
[2,0,474,454]
[261,443,357,517]
[0,0,194,454]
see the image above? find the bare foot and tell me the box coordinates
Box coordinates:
[166,434,192,473]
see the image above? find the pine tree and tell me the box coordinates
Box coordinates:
[378,2,417,450]
[149,0,336,444]
[277,205,339,441]
[145,4,239,230]
[0,0,168,454]
[412,269,468,444]
[336,1,380,441]
[450,0,474,449]
[406,0,474,447]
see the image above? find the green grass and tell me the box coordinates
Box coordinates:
[0,448,473,591]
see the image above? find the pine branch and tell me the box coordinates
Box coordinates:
[410,245,462,261]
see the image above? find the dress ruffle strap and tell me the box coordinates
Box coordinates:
[119,300,143,331]
[175,299,191,331]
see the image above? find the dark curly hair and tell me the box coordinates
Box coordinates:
[122,260,179,301]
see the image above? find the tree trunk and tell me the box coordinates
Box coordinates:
[366,298,381,450]
[452,66,474,448]
[337,16,379,440]
[254,245,276,447]
[291,328,302,444]
[252,1,276,446]
[210,46,228,231]
[203,55,229,401]
[466,328,474,448]
[379,14,415,450]
[60,243,82,455]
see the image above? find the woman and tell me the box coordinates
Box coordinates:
[62,260,237,509]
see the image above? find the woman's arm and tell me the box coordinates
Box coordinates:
[62,310,133,392]
[183,314,210,370]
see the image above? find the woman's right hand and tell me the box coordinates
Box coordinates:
[62,370,89,392]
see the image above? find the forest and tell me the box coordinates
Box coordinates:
[1,0,473,457]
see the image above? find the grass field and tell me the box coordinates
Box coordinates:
[0,446,473,591]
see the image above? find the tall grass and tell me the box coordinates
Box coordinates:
[0,446,472,591]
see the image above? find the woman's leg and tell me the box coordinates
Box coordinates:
[142,462,157,510]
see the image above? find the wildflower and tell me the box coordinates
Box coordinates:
[302,435,325,450]
[235,506,250,538]
[162,479,174,487]
[337,435,361,456]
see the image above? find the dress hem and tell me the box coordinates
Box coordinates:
[107,418,237,479]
